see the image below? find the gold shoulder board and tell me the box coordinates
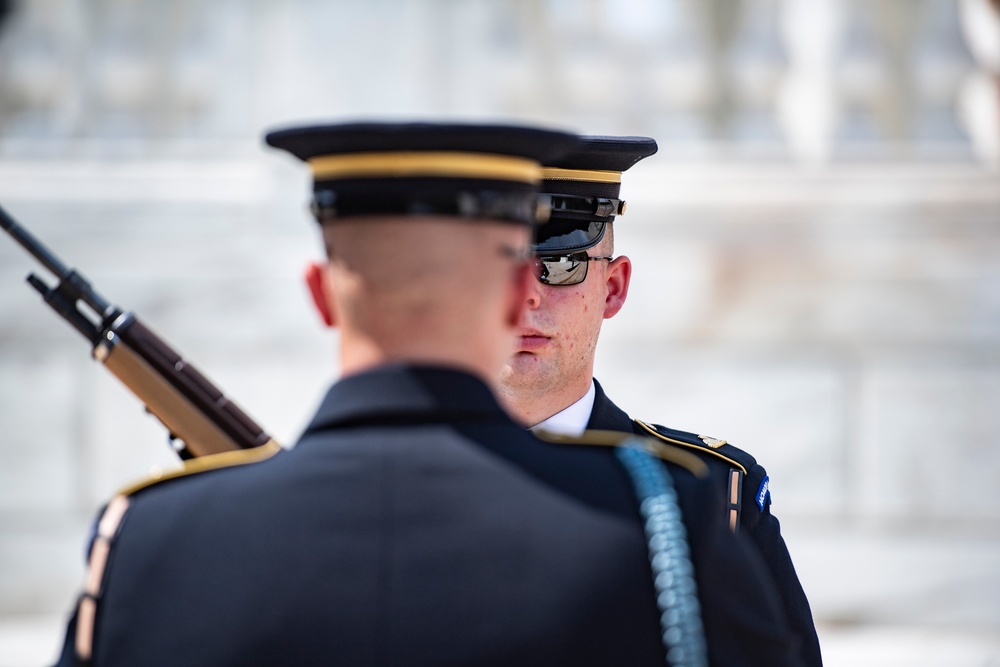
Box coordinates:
[117,440,282,497]
[635,420,747,475]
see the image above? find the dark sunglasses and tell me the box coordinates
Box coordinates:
[532,252,613,286]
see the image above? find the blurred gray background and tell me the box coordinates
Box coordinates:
[1,1,999,665]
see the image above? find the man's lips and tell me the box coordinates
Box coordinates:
[517,333,550,351]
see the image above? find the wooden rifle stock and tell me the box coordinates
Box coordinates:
[1,204,277,459]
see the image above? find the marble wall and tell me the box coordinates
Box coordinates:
[0,0,994,159]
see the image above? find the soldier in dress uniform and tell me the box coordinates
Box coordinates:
[496,134,823,666]
[51,122,802,667]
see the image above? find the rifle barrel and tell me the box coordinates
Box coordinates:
[0,204,113,315]
[0,204,71,278]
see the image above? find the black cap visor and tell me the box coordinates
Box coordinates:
[533,220,606,254]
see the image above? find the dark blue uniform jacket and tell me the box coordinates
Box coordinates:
[55,365,801,667]
[588,378,822,666]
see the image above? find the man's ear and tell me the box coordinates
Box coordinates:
[603,255,631,319]
[304,261,337,328]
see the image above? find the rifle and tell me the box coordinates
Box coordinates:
[1,204,277,459]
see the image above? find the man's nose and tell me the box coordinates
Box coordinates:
[525,276,542,309]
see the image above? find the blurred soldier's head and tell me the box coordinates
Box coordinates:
[266,122,580,382]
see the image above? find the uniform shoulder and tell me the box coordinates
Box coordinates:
[534,428,710,478]
[633,419,760,475]
[116,441,282,498]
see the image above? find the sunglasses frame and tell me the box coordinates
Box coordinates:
[533,251,613,286]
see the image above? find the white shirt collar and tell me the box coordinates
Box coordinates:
[530,380,596,437]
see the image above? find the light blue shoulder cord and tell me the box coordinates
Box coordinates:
[616,441,709,667]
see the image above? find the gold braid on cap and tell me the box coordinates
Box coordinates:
[308,151,542,183]
[540,166,622,184]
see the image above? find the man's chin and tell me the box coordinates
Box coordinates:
[501,354,550,387]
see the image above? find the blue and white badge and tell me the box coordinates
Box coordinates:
[755,476,771,512]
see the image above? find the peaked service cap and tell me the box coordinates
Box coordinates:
[265,121,582,226]
[534,135,657,253]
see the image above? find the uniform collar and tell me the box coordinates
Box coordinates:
[586,377,635,432]
[530,380,596,437]
[303,363,509,433]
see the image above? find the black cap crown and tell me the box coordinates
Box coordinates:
[265,122,581,225]
[535,135,657,253]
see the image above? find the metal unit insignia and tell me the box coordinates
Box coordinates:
[698,435,727,449]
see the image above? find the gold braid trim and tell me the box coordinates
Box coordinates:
[534,429,709,478]
[635,420,748,475]
[309,151,541,183]
[117,440,282,497]
[540,166,622,183]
